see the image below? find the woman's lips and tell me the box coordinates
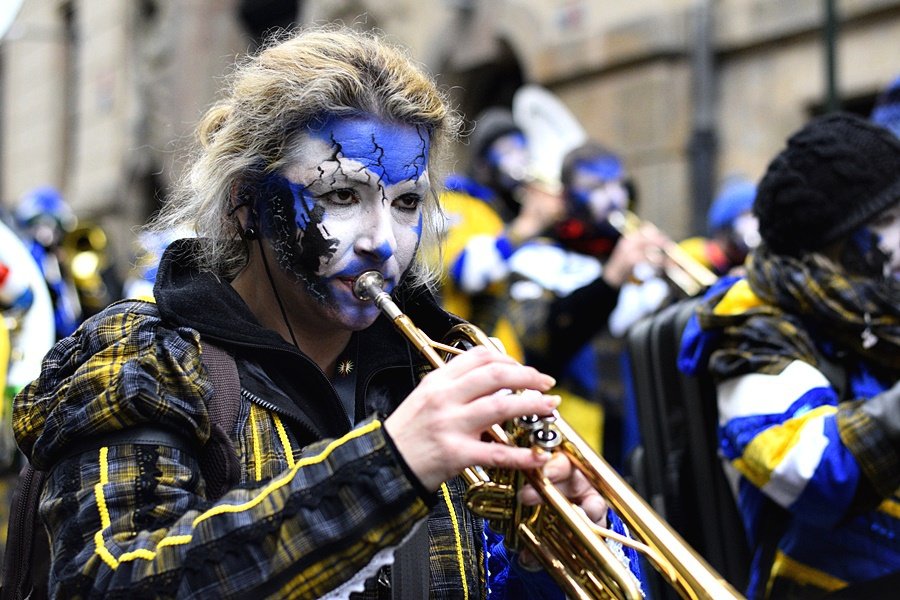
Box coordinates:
[337,275,393,296]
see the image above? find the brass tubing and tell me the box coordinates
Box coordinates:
[554,417,743,600]
[352,270,745,600]
[608,210,718,296]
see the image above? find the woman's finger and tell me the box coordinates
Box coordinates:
[458,389,560,433]
[463,441,551,472]
[431,359,557,406]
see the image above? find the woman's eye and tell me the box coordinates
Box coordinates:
[394,194,423,211]
[323,189,358,205]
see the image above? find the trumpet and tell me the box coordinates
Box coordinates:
[608,210,718,298]
[353,271,743,600]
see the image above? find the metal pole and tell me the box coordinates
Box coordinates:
[824,0,840,113]
[688,0,717,236]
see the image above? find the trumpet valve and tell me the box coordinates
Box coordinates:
[532,415,562,450]
[464,480,517,522]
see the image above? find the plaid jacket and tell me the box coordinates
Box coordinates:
[14,240,509,599]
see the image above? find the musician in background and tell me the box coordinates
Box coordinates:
[13,185,82,339]
[437,107,565,362]
[504,140,669,468]
[871,74,900,137]
[62,221,124,319]
[679,175,760,277]
[14,26,641,598]
[680,113,900,598]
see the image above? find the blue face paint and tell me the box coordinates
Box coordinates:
[308,115,429,186]
[577,155,623,181]
[483,132,530,195]
[568,155,624,209]
[485,132,527,170]
[839,226,891,279]
[255,174,338,301]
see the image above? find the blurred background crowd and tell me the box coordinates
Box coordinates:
[0,0,898,596]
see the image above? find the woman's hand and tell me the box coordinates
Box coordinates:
[516,452,610,570]
[603,223,671,288]
[518,452,608,525]
[385,345,560,492]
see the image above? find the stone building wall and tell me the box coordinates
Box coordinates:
[1,0,898,274]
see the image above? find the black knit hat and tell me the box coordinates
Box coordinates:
[754,112,900,256]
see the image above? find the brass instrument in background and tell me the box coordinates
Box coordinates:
[608,210,718,298]
[62,222,114,316]
[353,271,744,600]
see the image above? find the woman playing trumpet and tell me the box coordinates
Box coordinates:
[13,26,641,598]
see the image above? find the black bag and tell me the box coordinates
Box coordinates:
[0,341,240,600]
[625,297,751,599]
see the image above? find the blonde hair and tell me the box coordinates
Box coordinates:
[151,25,460,288]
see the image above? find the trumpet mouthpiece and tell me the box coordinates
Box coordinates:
[352,271,385,301]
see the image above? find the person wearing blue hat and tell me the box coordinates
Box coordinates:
[502,141,670,472]
[871,75,900,137]
[14,186,82,338]
[680,175,760,276]
[437,107,566,362]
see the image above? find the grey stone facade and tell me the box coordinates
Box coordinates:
[2,0,899,276]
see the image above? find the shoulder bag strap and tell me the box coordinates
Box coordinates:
[198,339,241,501]
[199,340,241,435]
[391,520,430,600]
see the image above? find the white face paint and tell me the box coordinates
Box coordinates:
[584,182,629,223]
[260,114,430,331]
[869,202,900,278]
[732,211,761,252]
[567,154,628,223]
[486,131,530,191]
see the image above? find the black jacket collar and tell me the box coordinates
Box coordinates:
[153,239,460,437]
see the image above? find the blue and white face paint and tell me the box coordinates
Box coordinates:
[485,131,530,194]
[567,154,628,224]
[869,202,900,278]
[256,114,430,330]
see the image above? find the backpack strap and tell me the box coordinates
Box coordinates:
[198,340,242,501]
[391,522,430,600]
[1,465,49,600]
[199,341,241,435]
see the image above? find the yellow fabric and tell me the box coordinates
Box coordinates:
[250,403,263,481]
[556,387,604,453]
[0,315,8,419]
[878,497,900,519]
[273,413,296,469]
[734,405,837,489]
[440,482,469,600]
[679,236,713,269]
[713,278,765,316]
[769,550,847,594]
[440,190,506,261]
[436,190,524,362]
[93,420,389,572]
[490,316,524,364]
